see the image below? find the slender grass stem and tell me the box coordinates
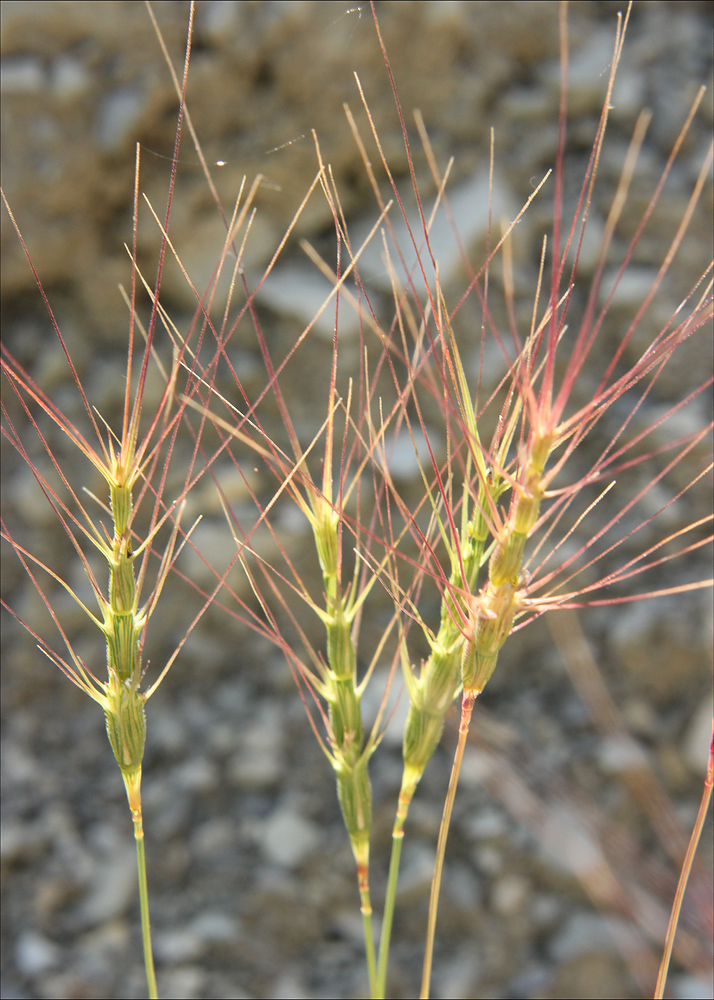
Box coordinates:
[376,804,405,998]
[420,687,476,1000]
[654,724,714,1000]
[353,833,378,999]
[136,833,159,1000]
[123,770,158,1000]
[361,908,378,999]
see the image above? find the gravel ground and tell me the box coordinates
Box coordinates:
[2,3,712,999]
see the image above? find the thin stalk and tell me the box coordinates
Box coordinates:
[376,806,405,997]
[420,687,476,1000]
[353,833,378,998]
[362,910,378,999]
[654,725,714,1000]
[136,836,158,1000]
[123,770,158,1000]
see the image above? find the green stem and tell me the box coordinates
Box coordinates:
[136,829,158,1000]
[350,831,378,997]
[361,892,378,999]
[376,785,408,998]
[124,771,158,1000]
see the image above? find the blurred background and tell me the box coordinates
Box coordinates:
[2,2,712,998]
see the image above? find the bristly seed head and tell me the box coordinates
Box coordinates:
[104,671,147,776]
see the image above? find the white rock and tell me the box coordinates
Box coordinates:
[255,263,364,340]
[261,804,319,869]
[15,930,61,975]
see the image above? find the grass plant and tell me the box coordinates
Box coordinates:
[2,7,226,995]
[2,2,712,998]
[353,5,712,993]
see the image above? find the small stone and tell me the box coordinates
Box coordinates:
[261,804,319,869]
[154,927,205,964]
[96,87,146,151]
[491,873,530,916]
[78,844,137,926]
[15,930,61,975]
[255,263,363,340]
[597,733,649,774]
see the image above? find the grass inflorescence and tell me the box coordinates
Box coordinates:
[2,2,712,998]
